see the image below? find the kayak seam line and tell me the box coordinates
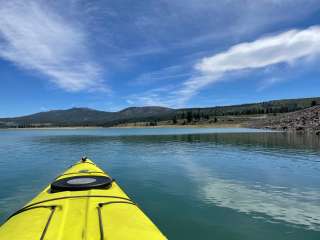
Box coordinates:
[20,195,132,210]
[97,204,104,240]
[5,205,57,222]
[40,206,56,240]
[97,201,136,240]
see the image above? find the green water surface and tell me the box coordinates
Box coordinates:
[0,128,319,239]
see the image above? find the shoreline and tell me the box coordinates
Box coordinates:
[0,126,105,130]
[110,123,244,129]
[1,123,244,130]
[0,124,317,134]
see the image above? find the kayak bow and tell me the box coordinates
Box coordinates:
[0,158,167,240]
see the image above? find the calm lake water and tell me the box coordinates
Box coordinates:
[0,128,319,239]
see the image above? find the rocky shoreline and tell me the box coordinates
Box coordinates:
[251,105,320,135]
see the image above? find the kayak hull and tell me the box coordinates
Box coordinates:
[0,159,167,240]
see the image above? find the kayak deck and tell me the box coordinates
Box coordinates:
[0,159,167,240]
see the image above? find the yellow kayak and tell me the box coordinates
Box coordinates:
[0,157,167,240]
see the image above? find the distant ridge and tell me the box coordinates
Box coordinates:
[0,97,319,128]
[0,106,174,127]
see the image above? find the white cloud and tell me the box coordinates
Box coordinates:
[196,26,320,73]
[0,0,104,92]
[178,25,320,103]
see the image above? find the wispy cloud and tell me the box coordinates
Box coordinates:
[101,0,320,58]
[126,86,177,107]
[0,0,104,92]
[134,65,191,86]
[176,25,320,103]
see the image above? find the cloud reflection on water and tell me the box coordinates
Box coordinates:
[202,178,320,231]
[179,153,320,231]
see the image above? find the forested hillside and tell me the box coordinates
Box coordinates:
[0,97,319,128]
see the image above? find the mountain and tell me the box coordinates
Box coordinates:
[0,106,174,127]
[0,97,319,128]
[0,108,111,126]
[118,106,173,117]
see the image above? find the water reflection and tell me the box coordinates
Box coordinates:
[0,129,319,238]
[171,138,320,231]
[202,177,320,230]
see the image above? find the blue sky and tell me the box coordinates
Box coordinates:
[0,0,320,117]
